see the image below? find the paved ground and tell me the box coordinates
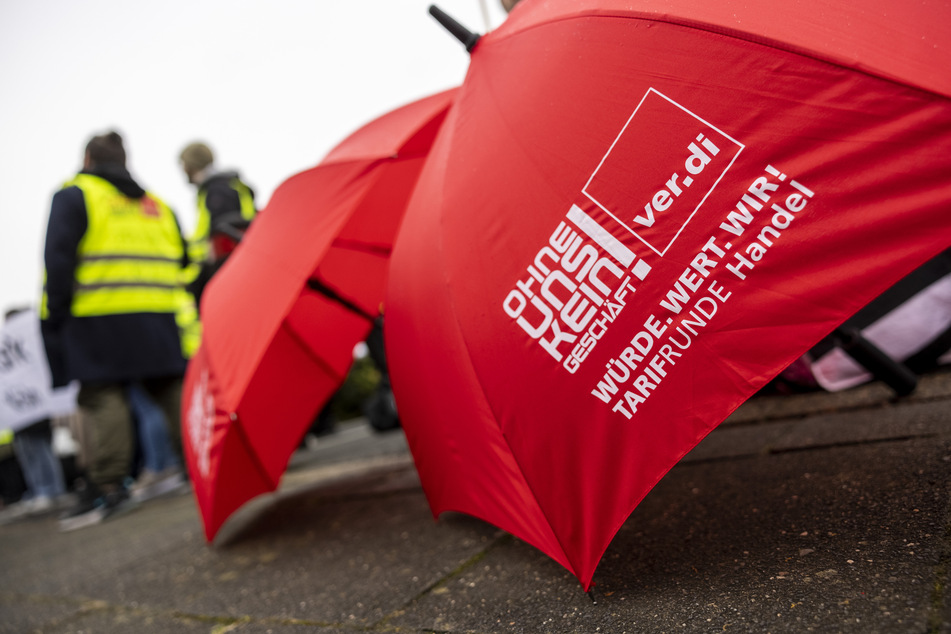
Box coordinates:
[1,371,950,633]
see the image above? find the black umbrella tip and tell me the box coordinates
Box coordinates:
[429,4,481,53]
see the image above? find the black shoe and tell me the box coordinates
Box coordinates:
[59,486,134,532]
[58,479,101,516]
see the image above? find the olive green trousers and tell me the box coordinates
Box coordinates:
[75,377,184,490]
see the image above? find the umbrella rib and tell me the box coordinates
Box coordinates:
[305,276,379,323]
[429,224,581,572]
[279,319,347,382]
[454,324,578,573]
[398,113,577,572]
[331,238,392,257]
[495,10,948,99]
[231,411,281,491]
[434,261,577,571]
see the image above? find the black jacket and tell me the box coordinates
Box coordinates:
[188,171,256,303]
[41,165,188,387]
[199,170,255,228]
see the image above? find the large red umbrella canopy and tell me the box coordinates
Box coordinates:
[386,0,951,589]
[182,88,456,540]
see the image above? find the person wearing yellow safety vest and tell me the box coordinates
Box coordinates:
[178,141,257,306]
[40,131,190,530]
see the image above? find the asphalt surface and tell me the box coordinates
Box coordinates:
[1,370,950,633]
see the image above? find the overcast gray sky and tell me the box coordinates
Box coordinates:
[0,0,506,314]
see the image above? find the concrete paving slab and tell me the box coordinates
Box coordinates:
[1,599,358,634]
[686,396,951,464]
[683,420,796,463]
[23,603,213,634]
[595,437,949,634]
[6,465,500,629]
[768,399,951,452]
[725,368,951,425]
[392,437,950,633]
[2,374,950,633]
[0,593,86,634]
[0,492,200,596]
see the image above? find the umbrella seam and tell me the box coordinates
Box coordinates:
[330,238,392,257]
[279,318,350,383]
[414,93,580,575]
[486,10,949,100]
[231,411,280,491]
[436,233,578,575]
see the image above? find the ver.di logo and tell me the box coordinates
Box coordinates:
[583,88,744,257]
[502,88,742,375]
[186,368,215,477]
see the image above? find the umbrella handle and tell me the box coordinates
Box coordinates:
[833,326,918,396]
[429,5,481,52]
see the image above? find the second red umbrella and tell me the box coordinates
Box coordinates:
[182,88,456,541]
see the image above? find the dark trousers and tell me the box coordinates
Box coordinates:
[139,376,184,466]
[76,383,132,490]
[76,376,184,490]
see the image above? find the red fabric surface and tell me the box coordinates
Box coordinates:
[181,89,456,540]
[387,1,951,589]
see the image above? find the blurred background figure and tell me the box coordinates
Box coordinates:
[5,417,68,520]
[42,130,189,531]
[178,141,258,306]
[126,382,185,501]
[0,308,74,522]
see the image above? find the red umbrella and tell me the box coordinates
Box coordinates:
[386,1,951,589]
[181,88,456,541]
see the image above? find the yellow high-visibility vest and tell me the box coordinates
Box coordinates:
[48,174,185,317]
[175,288,202,358]
[185,178,256,274]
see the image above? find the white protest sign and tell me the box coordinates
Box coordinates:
[0,309,75,431]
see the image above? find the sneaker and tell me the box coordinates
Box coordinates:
[0,496,53,524]
[29,496,55,514]
[130,467,185,502]
[59,487,135,532]
[51,492,78,512]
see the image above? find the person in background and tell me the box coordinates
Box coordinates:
[0,308,70,522]
[41,130,189,530]
[126,381,185,500]
[0,429,24,508]
[178,141,257,305]
[1,418,69,521]
[500,0,522,12]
